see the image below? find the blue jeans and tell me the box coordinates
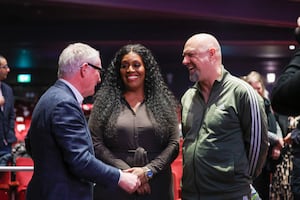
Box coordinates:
[0,144,12,166]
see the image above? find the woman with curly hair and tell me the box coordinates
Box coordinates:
[88,44,179,200]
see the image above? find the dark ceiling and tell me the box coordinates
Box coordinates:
[0,0,300,98]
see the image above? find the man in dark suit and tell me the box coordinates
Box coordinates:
[25,43,140,200]
[0,55,16,166]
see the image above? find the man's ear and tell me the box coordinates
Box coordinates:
[80,63,88,77]
[209,48,216,56]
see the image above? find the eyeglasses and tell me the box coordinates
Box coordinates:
[87,63,102,72]
[0,64,9,69]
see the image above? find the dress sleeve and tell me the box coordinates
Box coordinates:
[145,124,179,175]
[88,116,131,170]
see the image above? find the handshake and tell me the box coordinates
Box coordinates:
[118,167,153,195]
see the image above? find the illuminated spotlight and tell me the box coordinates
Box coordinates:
[289,45,296,50]
[15,49,33,68]
[267,73,276,83]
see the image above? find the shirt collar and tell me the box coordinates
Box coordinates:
[59,78,84,105]
[193,65,227,91]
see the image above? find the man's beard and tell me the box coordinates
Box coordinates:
[189,70,200,82]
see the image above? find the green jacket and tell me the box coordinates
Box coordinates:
[181,68,268,200]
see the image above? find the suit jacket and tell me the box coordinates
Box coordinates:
[0,82,16,149]
[25,80,120,200]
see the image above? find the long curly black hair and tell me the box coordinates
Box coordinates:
[89,44,178,141]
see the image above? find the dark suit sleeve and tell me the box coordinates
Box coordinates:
[271,48,300,116]
[3,84,17,144]
[8,89,16,143]
[51,101,120,186]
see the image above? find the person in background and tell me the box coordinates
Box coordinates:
[88,43,179,200]
[25,43,140,200]
[271,16,300,200]
[271,17,300,116]
[181,33,268,200]
[245,71,284,200]
[0,55,16,166]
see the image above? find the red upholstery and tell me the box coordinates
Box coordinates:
[15,157,33,200]
[171,138,183,200]
[0,171,11,200]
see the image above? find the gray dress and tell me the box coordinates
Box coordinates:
[89,99,179,200]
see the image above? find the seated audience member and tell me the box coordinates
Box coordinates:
[246,71,284,200]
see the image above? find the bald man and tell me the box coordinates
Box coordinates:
[180,33,268,200]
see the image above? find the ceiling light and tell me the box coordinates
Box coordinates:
[289,45,296,50]
[266,73,276,83]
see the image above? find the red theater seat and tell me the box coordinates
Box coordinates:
[0,171,11,200]
[171,138,183,200]
[15,157,33,200]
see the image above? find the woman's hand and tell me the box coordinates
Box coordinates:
[124,167,152,195]
[136,182,151,195]
[124,167,148,184]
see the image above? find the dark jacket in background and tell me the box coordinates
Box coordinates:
[271,47,300,116]
[0,82,16,165]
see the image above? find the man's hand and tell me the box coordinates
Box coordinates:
[124,167,148,184]
[124,167,152,195]
[118,170,141,194]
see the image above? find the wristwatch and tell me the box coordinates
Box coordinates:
[143,167,153,180]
